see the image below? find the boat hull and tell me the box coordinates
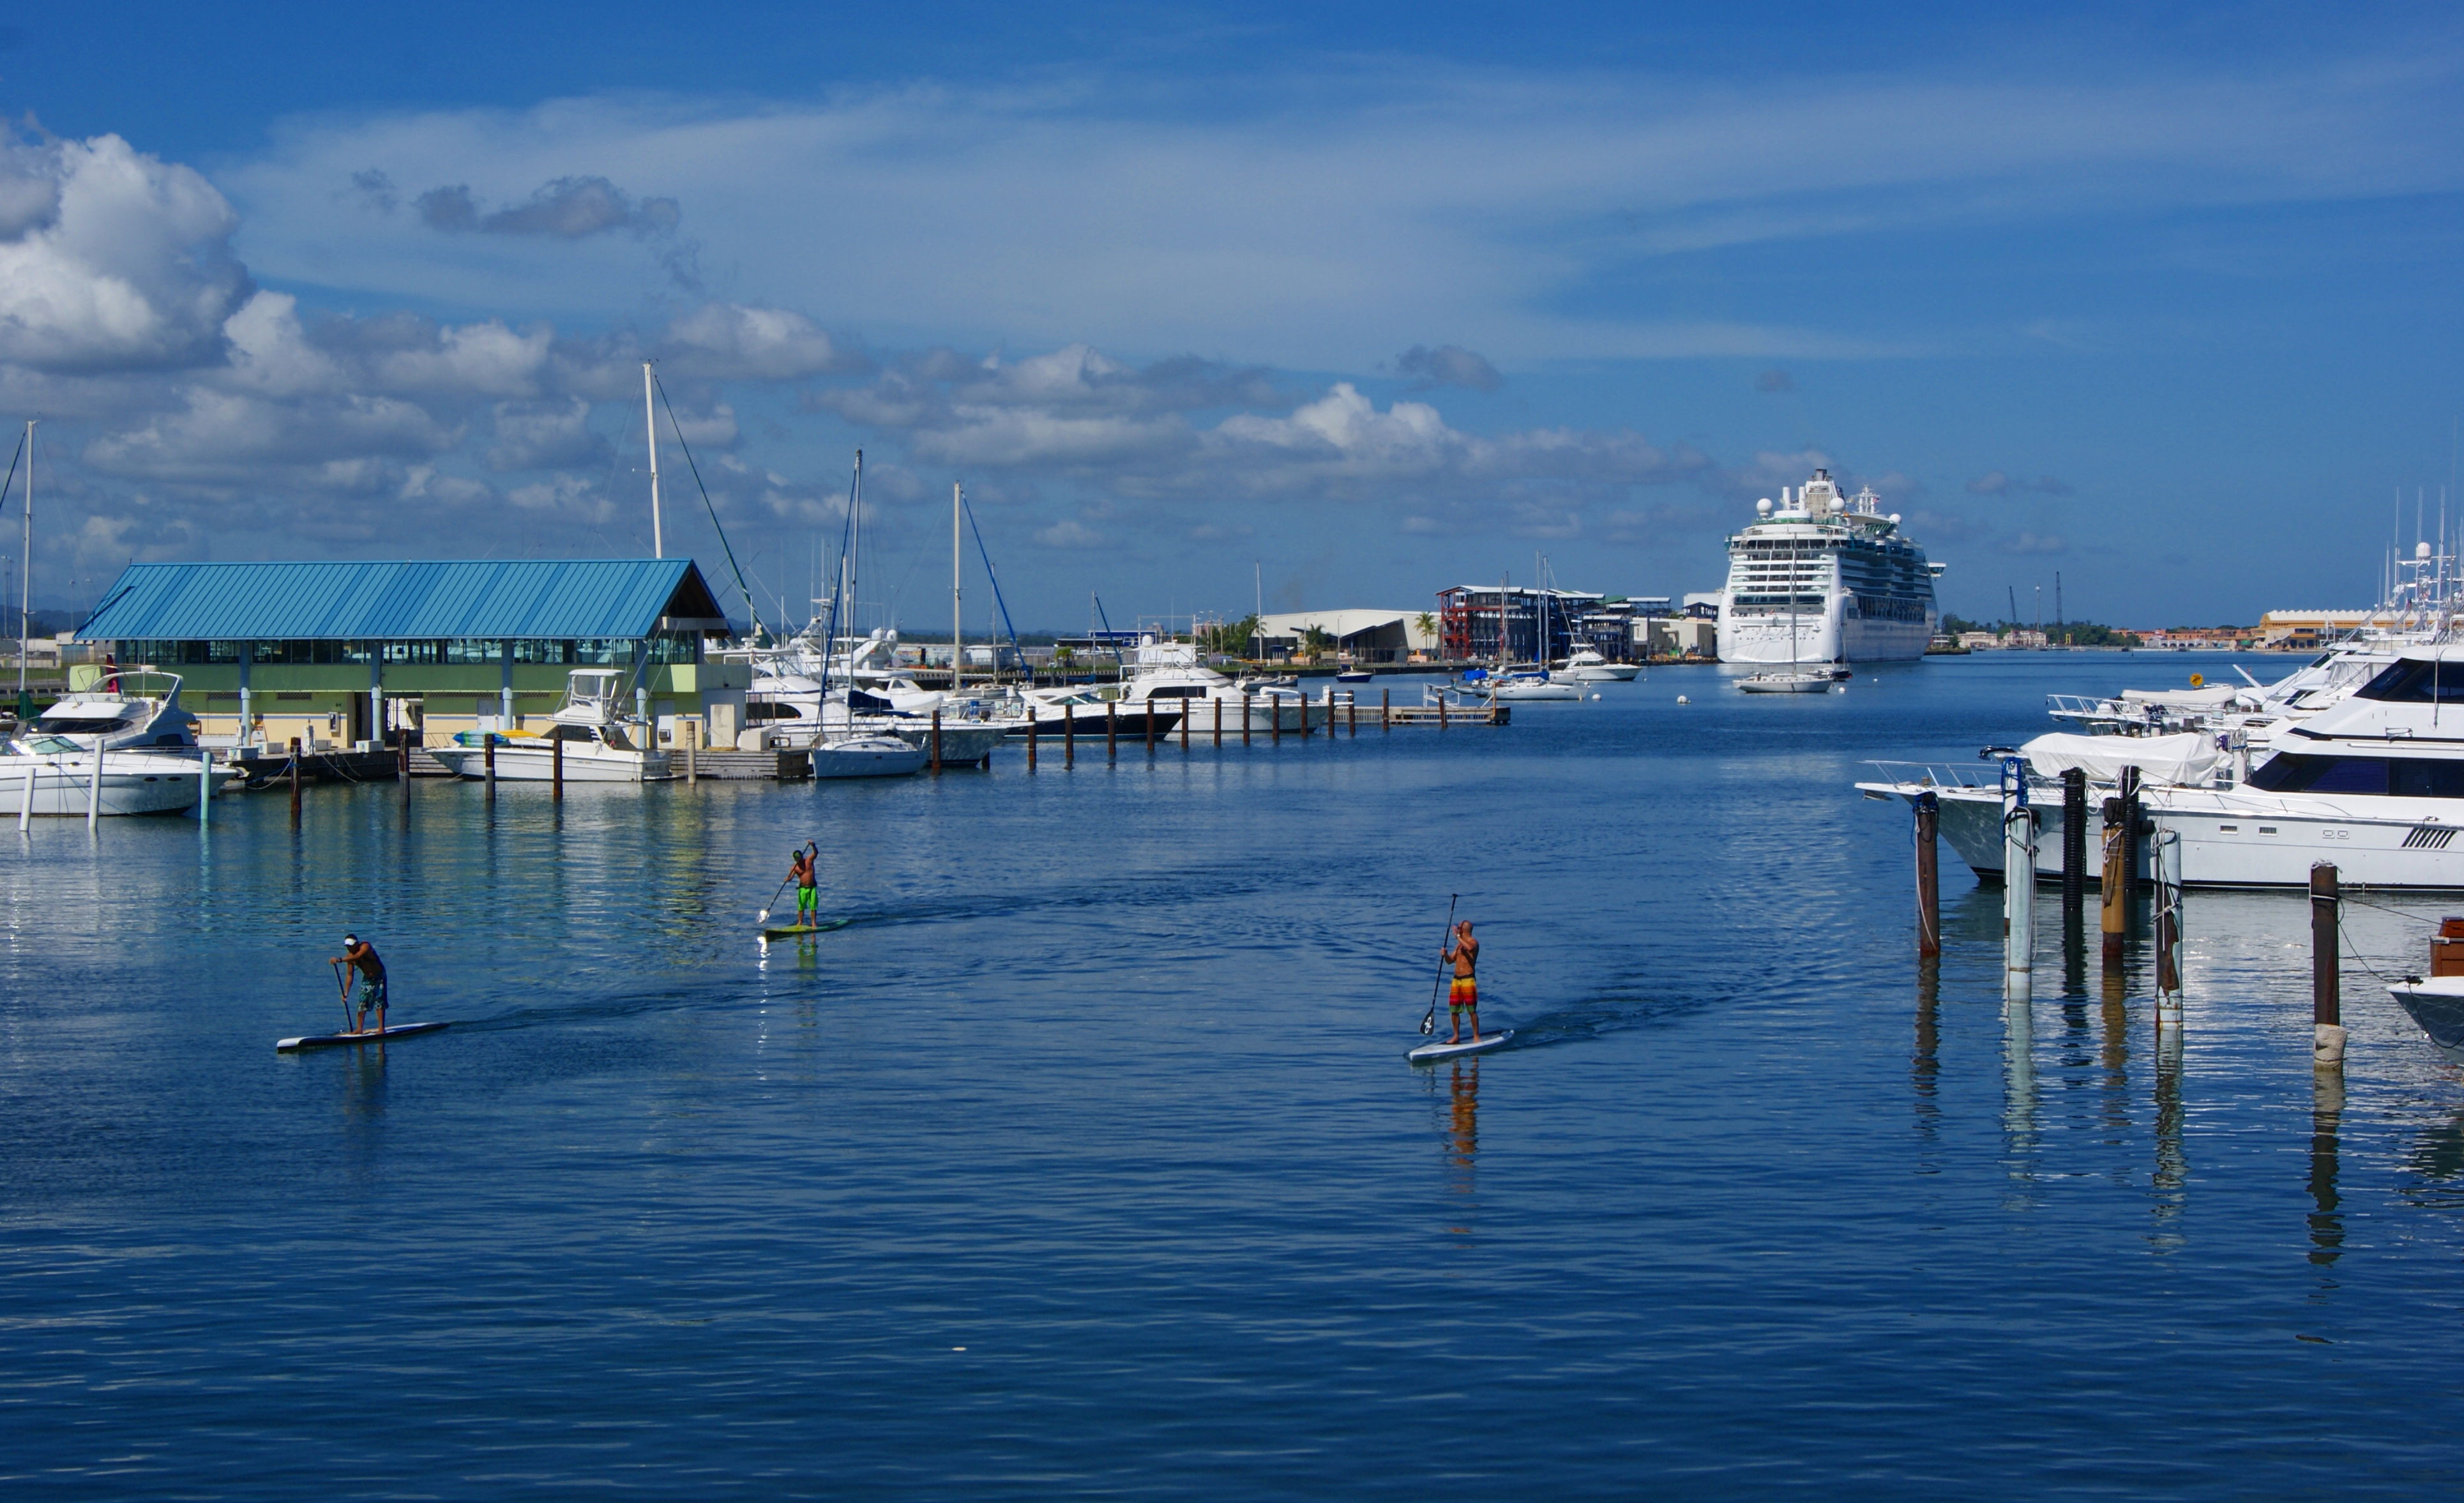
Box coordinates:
[429,744,670,782]
[1720,609,1932,664]
[0,758,220,815]
[2388,980,2464,1062]
[812,743,929,778]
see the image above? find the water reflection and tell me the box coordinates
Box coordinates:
[2003,997,2037,1191]
[2407,1105,2464,1183]
[1446,1059,1479,1197]
[2308,1068,2344,1271]
[2150,1025,2187,1253]
[1911,956,1939,1144]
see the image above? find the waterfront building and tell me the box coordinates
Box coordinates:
[1435,586,1607,662]
[72,559,749,751]
[1253,610,1437,663]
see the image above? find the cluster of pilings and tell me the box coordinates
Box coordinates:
[1912,767,2347,1076]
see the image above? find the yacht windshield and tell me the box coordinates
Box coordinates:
[36,716,134,734]
[2246,753,2464,797]
[15,735,84,755]
[2355,660,2464,702]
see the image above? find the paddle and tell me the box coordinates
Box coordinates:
[332,960,354,1033]
[757,875,793,925]
[1420,893,1459,1036]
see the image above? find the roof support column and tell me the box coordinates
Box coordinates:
[500,640,514,727]
[370,648,383,752]
[238,643,253,750]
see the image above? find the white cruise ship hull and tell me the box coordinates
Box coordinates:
[1720,608,1931,664]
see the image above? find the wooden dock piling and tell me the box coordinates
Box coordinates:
[552,734,563,801]
[1064,707,1075,766]
[1027,713,1038,770]
[2099,796,2125,970]
[1106,700,1118,760]
[931,709,943,773]
[2312,863,2347,1065]
[1381,688,1390,731]
[483,730,495,803]
[1242,693,1251,746]
[1143,701,1154,753]
[291,736,303,823]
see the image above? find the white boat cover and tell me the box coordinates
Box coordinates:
[2020,731,2220,787]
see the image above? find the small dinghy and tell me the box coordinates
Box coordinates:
[1407,1030,1513,1064]
[278,1022,450,1052]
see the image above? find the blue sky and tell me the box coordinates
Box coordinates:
[2,3,2460,629]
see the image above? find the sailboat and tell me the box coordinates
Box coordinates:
[1491,571,1582,700]
[810,453,928,779]
[1739,528,1833,693]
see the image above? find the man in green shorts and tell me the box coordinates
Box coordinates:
[1441,919,1480,1043]
[331,933,389,1034]
[789,842,819,926]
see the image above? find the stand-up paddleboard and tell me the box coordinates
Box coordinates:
[277,1022,451,1052]
[760,918,849,939]
[1407,1030,1512,1064]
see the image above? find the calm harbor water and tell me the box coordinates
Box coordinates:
[4,653,2461,1499]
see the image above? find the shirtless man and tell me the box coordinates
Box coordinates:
[789,842,819,927]
[330,933,388,1034]
[1441,919,1481,1044]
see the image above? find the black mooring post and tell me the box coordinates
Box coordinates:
[2062,767,2087,921]
[1915,790,1941,958]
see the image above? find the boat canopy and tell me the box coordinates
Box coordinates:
[2020,731,2221,787]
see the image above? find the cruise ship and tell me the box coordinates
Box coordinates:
[1716,469,1943,665]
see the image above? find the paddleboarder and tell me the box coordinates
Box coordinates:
[788,842,819,928]
[1441,919,1481,1044]
[330,933,388,1035]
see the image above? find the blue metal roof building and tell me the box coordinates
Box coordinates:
[73,559,747,751]
[80,559,728,644]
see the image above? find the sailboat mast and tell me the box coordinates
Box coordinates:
[642,362,662,559]
[952,481,964,695]
[16,421,30,714]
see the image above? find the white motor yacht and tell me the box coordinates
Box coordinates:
[33,667,200,750]
[1855,732,2221,882]
[1864,647,2464,888]
[429,670,671,783]
[1553,649,1639,683]
[2127,645,2464,887]
[743,657,1013,765]
[1108,636,1322,733]
[0,733,236,816]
